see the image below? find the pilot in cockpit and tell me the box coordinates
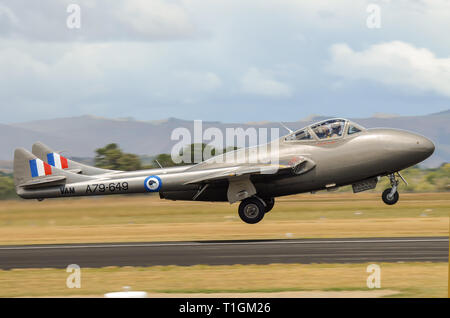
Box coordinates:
[315,126,329,139]
[330,123,342,137]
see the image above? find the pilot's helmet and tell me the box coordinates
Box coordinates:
[331,122,341,132]
[331,122,341,129]
[316,126,327,135]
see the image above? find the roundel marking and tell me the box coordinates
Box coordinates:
[144,175,162,192]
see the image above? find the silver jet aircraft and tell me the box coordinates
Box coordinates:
[14,118,435,224]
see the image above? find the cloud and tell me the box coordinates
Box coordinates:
[0,0,195,42]
[115,0,195,39]
[240,67,292,97]
[327,41,450,97]
[0,1,450,123]
[0,4,19,32]
[0,41,225,121]
[173,71,222,92]
[0,43,111,123]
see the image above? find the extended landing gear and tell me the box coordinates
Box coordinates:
[238,197,276,224]
[381,173,405,205]
[263,198,275,213]
[382,188,399,205]
[238,197,266,224]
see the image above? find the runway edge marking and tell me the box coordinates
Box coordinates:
[0,237,448,250]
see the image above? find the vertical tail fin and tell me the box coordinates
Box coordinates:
[14,148,93,188]
[32,142,116,176]
[14,148,48,187]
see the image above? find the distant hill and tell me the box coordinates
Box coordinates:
[1,110,448,168]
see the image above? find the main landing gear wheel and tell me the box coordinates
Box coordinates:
[238,198,265,224]
[382,188,399,205]
[263,198,275,213]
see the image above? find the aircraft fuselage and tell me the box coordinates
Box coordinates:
[17,128,434,202]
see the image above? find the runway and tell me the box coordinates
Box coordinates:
[0,237,447,269]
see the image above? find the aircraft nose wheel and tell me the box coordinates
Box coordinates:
[382,188,399,205]
[238,198,265,224]
[382,173,401,205]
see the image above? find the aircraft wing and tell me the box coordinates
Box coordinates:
[183,164,291,185]
[184,155,316,185]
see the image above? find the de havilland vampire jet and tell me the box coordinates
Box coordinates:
[13,118,435,224]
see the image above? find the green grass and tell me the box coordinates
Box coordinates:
[0,192,448,228]
[0,262,447,298]
[0,193,447,245]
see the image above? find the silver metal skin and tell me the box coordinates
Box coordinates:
[14,118,435,224]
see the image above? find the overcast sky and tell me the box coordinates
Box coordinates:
[0,0,449,123]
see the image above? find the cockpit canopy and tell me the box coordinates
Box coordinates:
[284,118,365,142]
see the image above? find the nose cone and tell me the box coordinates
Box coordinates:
[382,129,435,165]
[415,135,435,159]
